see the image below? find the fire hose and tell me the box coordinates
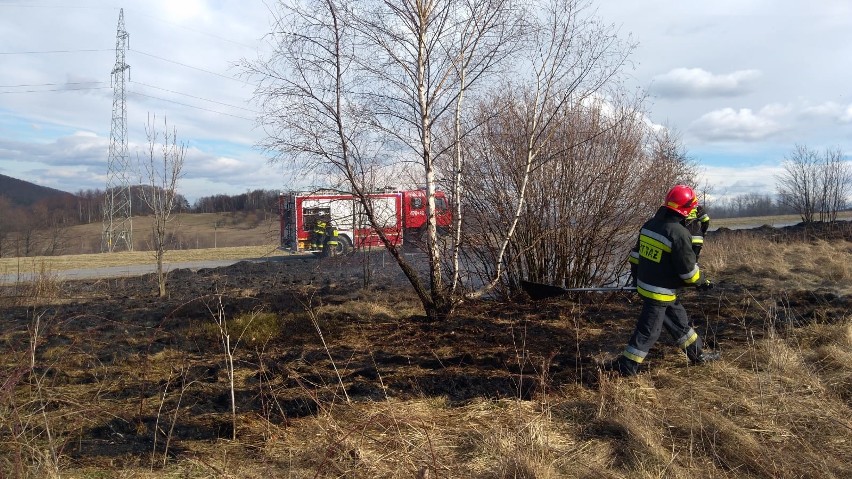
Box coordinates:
[520,280,636,300]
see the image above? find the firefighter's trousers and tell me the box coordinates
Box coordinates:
[620,297,703,372]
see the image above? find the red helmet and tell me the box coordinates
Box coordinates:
[664,185,698,217]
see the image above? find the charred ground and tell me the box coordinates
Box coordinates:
[1,221,851,476]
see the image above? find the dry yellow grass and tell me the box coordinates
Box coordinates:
[701,233,852,296]
[58,316,851,478]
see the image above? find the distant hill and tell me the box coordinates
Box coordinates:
[0,173,75,206]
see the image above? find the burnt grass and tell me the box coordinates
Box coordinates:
[1,220,851,470]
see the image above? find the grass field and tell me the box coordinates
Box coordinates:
[711,210,852,229]
[0,245,291,277]
[1,220,850,478]
[0,212,283,275]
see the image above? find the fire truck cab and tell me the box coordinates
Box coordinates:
[279,189,451,255]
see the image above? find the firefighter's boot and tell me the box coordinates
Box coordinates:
[608,356,640,376]
[685,342,720,365]
[690,351,721,365]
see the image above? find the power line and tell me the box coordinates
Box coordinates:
[0,49,112,55]
[132,49,248,84]
[0,86,110,94]
[128,90,256,121]
[129,80,258,113]
[0,48,251,85]
[0,77,256,117]
[1,8,260,120]
[0,6,261,51]
[0,4,112,8]
[127,9,260,50]
[0,81,257,119]
[0,81,105,88]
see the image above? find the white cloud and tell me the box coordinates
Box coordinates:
[800,101,844,118]
[690,106,788,141]
[650,68,761,99]
[698,163,785,200]
[843,105,852,123]
[158,0,208,23]
[71,131,98,138]
[206,156,243,172]
[797,101,852,125]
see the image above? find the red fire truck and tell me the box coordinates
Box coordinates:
[278,189,451,255]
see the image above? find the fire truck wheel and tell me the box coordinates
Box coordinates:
[322,235,352,257]
[403,227,425,250]
[338,235,353,254]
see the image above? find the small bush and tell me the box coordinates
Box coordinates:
[202,311,281,347]
[13,262,63,307]
[232,311,280,347]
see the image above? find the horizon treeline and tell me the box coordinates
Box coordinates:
[4,187,283,222]
[0,187,845,259]
[0,187,839,233]
[709,193,799,219]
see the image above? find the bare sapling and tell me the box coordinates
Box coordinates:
[138,114,186,298]
[204,292,269,440]
[206,291,237,440]
[151,363,193,469]
[28,271,67,477]
[299,292,350,404]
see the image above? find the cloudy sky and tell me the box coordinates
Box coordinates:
[1,0,850,204]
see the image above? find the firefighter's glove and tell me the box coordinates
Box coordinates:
[696,280,714,292]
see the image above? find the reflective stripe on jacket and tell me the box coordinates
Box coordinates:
[631,206,704,303]
[684,205,710,247]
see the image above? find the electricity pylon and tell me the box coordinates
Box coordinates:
[102,8,133,252]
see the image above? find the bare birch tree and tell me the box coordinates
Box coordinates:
[138,114,185,298]
[244,0,523,320]
[355,0,527,316]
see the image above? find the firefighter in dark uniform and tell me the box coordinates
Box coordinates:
[310,217,328,251]
[322,220,340,257]
[616,185,719,376]
[683,203,710,259]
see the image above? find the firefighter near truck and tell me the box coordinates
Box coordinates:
[278,189,451,256]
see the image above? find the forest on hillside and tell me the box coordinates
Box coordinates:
[0,187,282,258]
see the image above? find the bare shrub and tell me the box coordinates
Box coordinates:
[151,362,194,468]
[6,261,63,308]
[777,144,852,223]
[463,96,694,294]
